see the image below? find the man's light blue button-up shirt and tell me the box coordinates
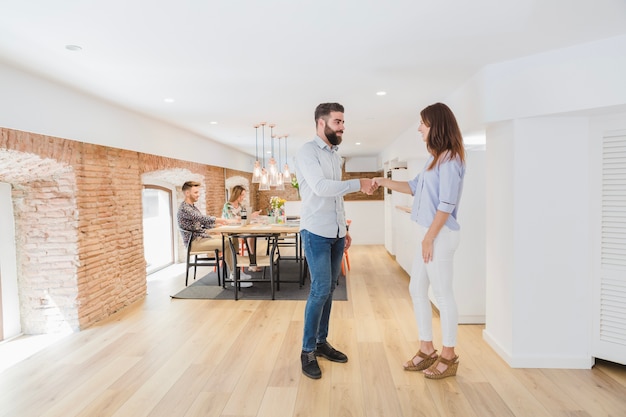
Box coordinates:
[295,136,361,238]
[408,154,465,231]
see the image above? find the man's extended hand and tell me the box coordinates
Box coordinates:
[359,178,378,195]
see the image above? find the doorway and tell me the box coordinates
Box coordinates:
[0,182,20,341]
[142,186,175,274]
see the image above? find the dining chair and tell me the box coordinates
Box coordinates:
[180,228,222,287]
[224,233,280,300]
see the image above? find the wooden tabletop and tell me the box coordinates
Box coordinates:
[212,221,301,234]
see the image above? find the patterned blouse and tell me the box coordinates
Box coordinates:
[177,201,216,246]
[222,202,242,219]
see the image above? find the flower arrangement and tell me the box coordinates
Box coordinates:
[269,196,286,222]
[270,196,286,212]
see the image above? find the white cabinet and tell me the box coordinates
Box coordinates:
[394,208,418,273]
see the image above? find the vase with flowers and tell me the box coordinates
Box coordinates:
[269,196,286,223]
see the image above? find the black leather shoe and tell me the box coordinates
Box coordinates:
[315,342,348,363]
[301,350,322,379]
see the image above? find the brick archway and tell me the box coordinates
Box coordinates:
[0,149,79,334]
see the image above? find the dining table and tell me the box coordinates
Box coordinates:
[211,219,306,287]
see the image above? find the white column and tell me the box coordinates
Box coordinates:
[484,117,594,368]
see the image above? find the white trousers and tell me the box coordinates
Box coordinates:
[409,225,460,347]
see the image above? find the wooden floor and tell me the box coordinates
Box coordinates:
[1,245,626,417]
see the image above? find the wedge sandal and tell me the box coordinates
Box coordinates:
[424,355,459,379]
[403,350,438,372]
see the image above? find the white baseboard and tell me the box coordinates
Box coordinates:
[482,329,594,369]
[459,315,485,324]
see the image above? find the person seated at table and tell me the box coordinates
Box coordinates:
[177,181,232,276]
[222,185,262,272]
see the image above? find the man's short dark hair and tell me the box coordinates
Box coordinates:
[182,181,201,191]
[314,103,344,123]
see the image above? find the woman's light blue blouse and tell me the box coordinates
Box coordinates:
[408,154,465,230]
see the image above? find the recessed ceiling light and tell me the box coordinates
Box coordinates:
[163,98,175,103]
[210,121,218,125]
[65,45,82,52]
[376,91,387,96]
[356,142,361,145]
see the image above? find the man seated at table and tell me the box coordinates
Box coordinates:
[177,181,249,285]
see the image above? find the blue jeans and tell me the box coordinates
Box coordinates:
[300,229,345,352]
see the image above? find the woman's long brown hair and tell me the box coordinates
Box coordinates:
[421,103,465,170]
[229,185,246,203]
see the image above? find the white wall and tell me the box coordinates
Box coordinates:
[483,122,515,354]
[453,150,486,323]
[345,156,379,172]
[379,122,429,167]
[284,200,384,245]
[513,118,591,366]
[482,35,626,122]
[447,34,626,133]
[344,201,384,245]
[0,61,252,172]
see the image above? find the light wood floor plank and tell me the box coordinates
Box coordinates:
[1,245,625,417]
[221,302,294,416]
[257,386,298,417]
[358,342,405,417]
[329,383,366,417]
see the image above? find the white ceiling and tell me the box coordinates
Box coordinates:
[1,0,626,158]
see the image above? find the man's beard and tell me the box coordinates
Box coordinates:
[325,125,343,146]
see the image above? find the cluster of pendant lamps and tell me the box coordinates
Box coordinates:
[251,122,291,190]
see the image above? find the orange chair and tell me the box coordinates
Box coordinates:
[341,220,352,276]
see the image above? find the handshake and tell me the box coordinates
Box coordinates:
[359,177,385,195]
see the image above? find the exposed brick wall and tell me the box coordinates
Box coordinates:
[75,146,146,329]
[0,126,382,334]
[343,169,384,201]
[0,128,233,333]
[1,128,149,332]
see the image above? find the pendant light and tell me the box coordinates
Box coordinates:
[275,135,285,190]
[259,122,270,191]
[282,134,291,181]
[251,124,262,183]
[268,124,279,187]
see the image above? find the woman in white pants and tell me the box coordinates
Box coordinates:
[375,102,465,379]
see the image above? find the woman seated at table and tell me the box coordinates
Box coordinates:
[223,185,262,272]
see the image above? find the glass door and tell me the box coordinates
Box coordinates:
[142,186,174,274]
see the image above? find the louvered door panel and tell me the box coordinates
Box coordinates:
[595,132,626,364]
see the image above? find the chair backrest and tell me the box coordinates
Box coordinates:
[179,227,201,254]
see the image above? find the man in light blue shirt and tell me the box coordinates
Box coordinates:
[295,102,374,379]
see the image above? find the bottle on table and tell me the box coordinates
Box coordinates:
[241,206,248,225]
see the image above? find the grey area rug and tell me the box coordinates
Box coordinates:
[171,260,347,301]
